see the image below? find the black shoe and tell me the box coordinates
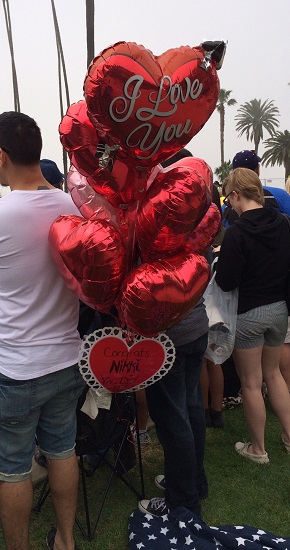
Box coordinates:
[209,408,224,429]
[205,408,212,427]
[46,527,79,550]
[138,497,171,517]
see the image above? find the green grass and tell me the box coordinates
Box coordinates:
[1,401,290,549]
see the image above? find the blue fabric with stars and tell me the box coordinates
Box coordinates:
[128,508,289,550]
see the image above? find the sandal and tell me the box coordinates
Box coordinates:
[235,441,269,464]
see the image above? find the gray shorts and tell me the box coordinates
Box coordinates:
[235,301,288,349]
[284,318,290,344]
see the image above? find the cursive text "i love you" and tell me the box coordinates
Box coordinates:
[108,75,203,160]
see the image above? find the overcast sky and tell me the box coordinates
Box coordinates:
[0,0,289,187]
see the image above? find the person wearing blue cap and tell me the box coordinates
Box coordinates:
[40,158,64,189]
[232,149,261,172]
[222,150,290,228]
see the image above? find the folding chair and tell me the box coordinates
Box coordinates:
[33,391,145,541]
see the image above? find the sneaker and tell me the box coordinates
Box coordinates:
[235,441,269,464]
[138,497,170,517]
[46,527,79,550]
[223,390,243,410]
[155,474,166,491]
[132,430,151,444]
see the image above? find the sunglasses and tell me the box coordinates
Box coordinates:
[223,190,239,208]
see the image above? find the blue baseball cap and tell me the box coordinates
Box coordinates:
[232,150,261,171]
[40,159,64,188]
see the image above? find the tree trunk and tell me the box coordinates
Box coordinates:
[285,159,290,181]
[254,133,260,154]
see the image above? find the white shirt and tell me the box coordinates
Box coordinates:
[0,189,82,379]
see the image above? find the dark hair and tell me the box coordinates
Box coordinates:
[161,148,192,168]
[0,111,42,165]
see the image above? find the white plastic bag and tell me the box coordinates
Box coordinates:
[203,272,238,364]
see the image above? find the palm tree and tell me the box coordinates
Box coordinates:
[216,89,237,165]
[214,160,232,183]
[235,98,280,154]
[262,130,290,180]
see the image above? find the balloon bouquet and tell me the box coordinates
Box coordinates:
[49,40,226,393]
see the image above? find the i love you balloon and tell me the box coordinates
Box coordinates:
[84,41,221,166]
[50,40,225,336]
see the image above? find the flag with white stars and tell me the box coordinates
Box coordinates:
[128,508,289,550]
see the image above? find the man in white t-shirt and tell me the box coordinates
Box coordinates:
[0,111,86,550]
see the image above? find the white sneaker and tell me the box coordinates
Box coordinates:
[132,430,151,445]
[235,441,269,463]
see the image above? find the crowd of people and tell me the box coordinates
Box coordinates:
[1,111,290,549]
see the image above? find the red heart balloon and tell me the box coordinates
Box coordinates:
[84,41,220,166]
[136,158,211,261]
[117,252,210,337]
[188,203,221,253]
[59,100,151,206]
[49,214,127,311]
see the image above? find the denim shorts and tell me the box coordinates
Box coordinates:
[235,301,288,349]
[0,365,86,482]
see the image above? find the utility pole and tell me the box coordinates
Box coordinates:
[86,0,95,67]
[2,0,20,111]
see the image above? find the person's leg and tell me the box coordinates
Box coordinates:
[262,344,290,443]
[135,389,149,431]
[200,359,209,408]
[37,366,86,548]
[0,374,40,550]
[0,478,32,550]
[233,345,266,455]
[279,343,290,391]
[200,359,211,427]
[185,334,208,498]
[207,360,224,428]
[132,389,151,444]
[207,361,224,412]
[145,341,201,515]
[46,455,79,550]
